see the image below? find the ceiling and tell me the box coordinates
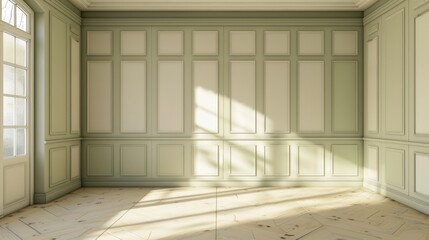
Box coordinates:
[69,0,379,11]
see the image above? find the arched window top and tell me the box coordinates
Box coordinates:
[1,0,30,33]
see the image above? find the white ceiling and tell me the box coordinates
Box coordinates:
[69,0,378,11]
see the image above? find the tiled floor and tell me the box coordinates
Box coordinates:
[1,187,429,240]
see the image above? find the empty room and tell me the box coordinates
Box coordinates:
[1,0,429,239]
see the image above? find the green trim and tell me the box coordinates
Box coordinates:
[82,11,363,19]
[83,18,363,26]
[43,0,81,24]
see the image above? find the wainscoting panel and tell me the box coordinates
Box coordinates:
[332,145,359,176]
[229,31,256,56]
[384,145,407,192]
[121,31,146,56]
[49,147,68,187]
[192,144,221,177]
[157,61,184,133]
[298,145,325,176]
[264,61,290,134]
[192,31,218,56]
[87,61,113,133]
[298,31,324,55]
[332,31,358,55]
[263,144,290,176]
[230,61,256,134]
[264,31,290,55]
[298,61,325,133]
[365,37,379,134]
[332,61,358,133]
[71,38,81,134]
[120,145,147,176]
[415,11,429,135]
[192,61,219,133]
[228,143,257,176]
[87,31,112,55]
[364,144,379,182]
[50,14,68,136]
[156,144,185,177]
[86,144,114,176]
[120,61,147,133]
[70,145,80,180]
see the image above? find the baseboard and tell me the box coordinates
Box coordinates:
[34,180,81,204]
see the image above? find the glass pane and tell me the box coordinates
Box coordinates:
[16,7,27,32]
[3,64,15,95]
[3,128,14,158]
[3,96,14,125]
[15,37,27,67]
[15,68,26,96]
[1,0,14,25]
[3,33,15,64]
[16,128,26,156]
[15,97,26,126]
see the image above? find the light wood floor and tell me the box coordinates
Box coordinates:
[1,187,429,240]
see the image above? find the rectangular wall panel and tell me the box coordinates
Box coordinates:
[298,145,325,176]
[264,61,290,133]
[71,38,80,134]
[385,148,405,189]
[366,38,379,133]
[87,31,112,55]
[332,61,358,133]
[192,145,219,176]
[264,145,289,176]
[415,11,429,135]
[230,144,257,176]
[87,145,114,176]
[416,153,429,197]
[157,145,184,177]
[121,145,147,176]
[230,31,256,55]
[298,61,324,133]
[332,145,358,176]
[365,146,378,181]
[158,61,184,133]
[49,147,68,187]
[230,61,256,133]
[121,61,147,133]
[193,61,219,133]
[50,15,67,135]
[71,145,80,179]
[87,61,113,133]
[384,9,405,135]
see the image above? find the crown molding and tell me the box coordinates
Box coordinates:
[69,0,379,11]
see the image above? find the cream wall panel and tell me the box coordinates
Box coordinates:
[121,31,146,55]
[157,145,184,177]
[385,148,405,189]
[298,31,324,55]
[158,31,184,55]
[158,61,184,133]
[332,31,358,55]
[121,145,147,176]
[264,31,290,55]
[332,145,358,176]
[264,145,289,176]
[50,15,68,135]
[193,61,219,133]
[415,153,429,197]
[87,31,112,55]
[87,61,113,133]
[71,38,80,134]
[366,37,379,133]
[49,147,68,187]
[87,145,114,176]
[192,31,218,55]
[230,61,256,133]
[365,146,379,181]
[415,11,429,135]
[298,145,325,176]
[264,61,290,133]
[230,144,257,176]
[230,31,256,55]
[121,61,147,133]
[71,145,80,179]
[3,163,26,205]
[192,145,219,176]
[383,9,405,135]
[298,61,324,133]
[332,61,358,133]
